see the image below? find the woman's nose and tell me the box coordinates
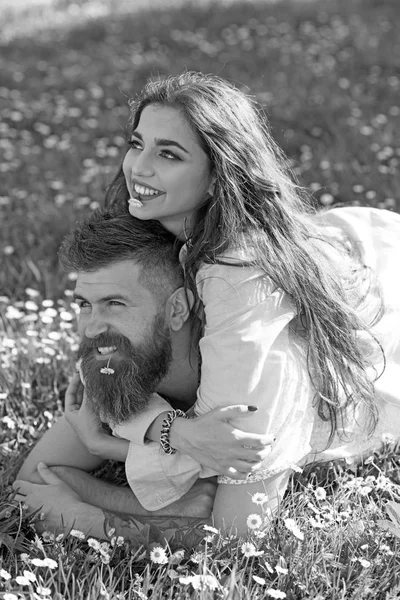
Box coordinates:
[131,150,154,178]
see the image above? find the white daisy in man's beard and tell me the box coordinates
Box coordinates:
[77,312,172,426]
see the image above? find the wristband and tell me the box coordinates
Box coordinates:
[160,409,188,455]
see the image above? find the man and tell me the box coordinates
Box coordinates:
[14,209,273,546]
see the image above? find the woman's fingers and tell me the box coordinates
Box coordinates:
[239,445,272,462]
[232,429,275,448]
[219,404,259,417]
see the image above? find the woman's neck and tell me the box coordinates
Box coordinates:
[157,216,193,241]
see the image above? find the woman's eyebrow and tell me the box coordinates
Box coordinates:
[132,130,190,154]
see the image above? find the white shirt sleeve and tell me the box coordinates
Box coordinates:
[112,394,171,445]
[112,394,206,510]
[194,258,315,482]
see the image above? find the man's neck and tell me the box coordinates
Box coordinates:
[156,332,199,410]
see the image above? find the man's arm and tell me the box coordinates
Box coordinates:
[13,464,210,550]
[64,503,209,550]
[45,466,216,518]
[17,415,104,483]
[101,510,209,550]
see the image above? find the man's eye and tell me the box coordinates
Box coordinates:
[78,301,91,310]
[110,301,124,306]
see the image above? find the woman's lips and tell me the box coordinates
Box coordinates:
[129,182,165,205]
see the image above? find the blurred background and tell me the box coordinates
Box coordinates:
[1,0,399,299]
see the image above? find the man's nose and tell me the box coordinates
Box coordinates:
[84,315,108,339]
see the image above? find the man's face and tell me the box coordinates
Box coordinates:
[74,260,172,424]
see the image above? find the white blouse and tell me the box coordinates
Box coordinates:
[114,207,400,510]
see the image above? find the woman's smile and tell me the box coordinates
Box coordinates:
[122,104,214,236]
[129,179,166,204]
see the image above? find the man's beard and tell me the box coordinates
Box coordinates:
[77,313,172,426]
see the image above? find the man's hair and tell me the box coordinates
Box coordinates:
[59,209,184,302]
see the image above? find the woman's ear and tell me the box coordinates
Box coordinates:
[166,287,194,331]
[207,173,216,197]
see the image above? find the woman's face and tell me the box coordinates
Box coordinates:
[123,104,215,237]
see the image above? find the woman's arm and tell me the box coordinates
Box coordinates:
[144,406,274,478]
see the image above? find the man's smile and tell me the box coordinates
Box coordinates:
[97,346,118,356]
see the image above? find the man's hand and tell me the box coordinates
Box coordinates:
[170,405,274,478]
[13,462,84,533]
[159,477,217,518]
[64,374,129,463]
[64,374,108,455]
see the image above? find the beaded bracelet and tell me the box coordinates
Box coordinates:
[160,409,188,455]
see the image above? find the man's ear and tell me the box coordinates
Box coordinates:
[166,287,194,332]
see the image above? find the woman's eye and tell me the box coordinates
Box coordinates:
[128,138,142,149]
[160,150,181,161]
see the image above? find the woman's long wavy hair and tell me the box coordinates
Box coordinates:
[106,71,383,445]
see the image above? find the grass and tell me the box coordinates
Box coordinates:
[1,0,400,597]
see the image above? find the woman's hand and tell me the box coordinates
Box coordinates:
[170,405,274,479]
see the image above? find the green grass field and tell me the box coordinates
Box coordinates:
[1,0,400,597]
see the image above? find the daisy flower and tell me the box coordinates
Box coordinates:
[87,538,101,551]
[36,587,51,596]
[358,558,371,568]
[241,542,264,557]
[266,589,287,598]
[247,513,263,530]
[110,536,125,547]
[179,574,219,590]
[70,529,85,540]
[190,551,204,564]
[150,546,168,565]
[0,569,11,581]
[314,487,327,501]
[203,524,219,534]
[284,518,304,541]
[275,565,288,575]
[251,492,269,505]
[41,558,58,569]
[16,575,32,586]
[290,463,303,473]
[253,575,266,585]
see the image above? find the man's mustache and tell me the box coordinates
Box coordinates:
[77,333,134,358]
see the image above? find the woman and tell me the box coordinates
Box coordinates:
[66,71,400,535]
